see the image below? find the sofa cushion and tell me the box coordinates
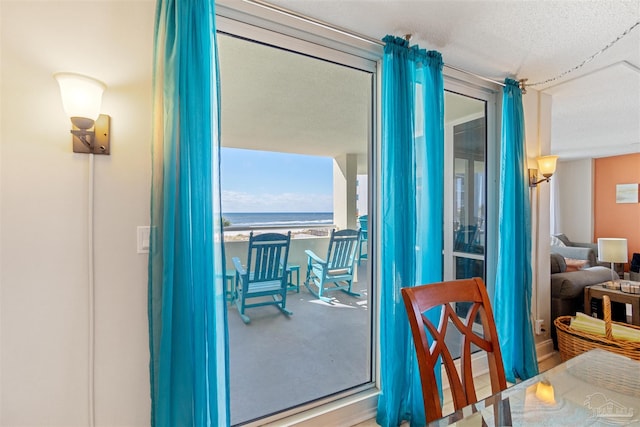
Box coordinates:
[550,253,566,274]
[565,258,588,272]
[551,266,617,299]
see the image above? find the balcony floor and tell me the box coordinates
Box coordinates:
[228,261,371,425]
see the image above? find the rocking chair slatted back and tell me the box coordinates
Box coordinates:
[246,232,290,282]
[327,229,360,269]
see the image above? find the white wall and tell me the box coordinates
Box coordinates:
[1,2,154,425]
[333,154,358,230]
[356,175,368,217]
[554,158,594,243]
[522,89,553,349]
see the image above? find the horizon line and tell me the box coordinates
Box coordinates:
[222,211,333,214]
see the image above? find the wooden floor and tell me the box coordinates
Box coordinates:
[352,352,562,427]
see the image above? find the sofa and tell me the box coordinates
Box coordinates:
[550,253,620,347]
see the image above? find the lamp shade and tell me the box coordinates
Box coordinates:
[54,72,106,124]
[598,238,628,263]
[537,155,558,178]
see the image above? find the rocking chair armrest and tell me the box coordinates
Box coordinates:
[232,257,246,276]
[304,249,326,265]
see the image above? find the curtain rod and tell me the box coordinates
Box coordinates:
[242,0,507,88]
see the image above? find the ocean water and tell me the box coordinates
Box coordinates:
[223,212,333,227]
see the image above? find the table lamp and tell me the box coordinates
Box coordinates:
[598,238,628,288]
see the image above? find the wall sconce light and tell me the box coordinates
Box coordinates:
[54,72,110,155]
[529,155,558,187]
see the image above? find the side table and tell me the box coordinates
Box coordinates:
[225,271,236,302]
[584,283,640,326]
[286,264,300,293]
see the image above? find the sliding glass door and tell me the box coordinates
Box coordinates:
[452,114,486,280]
[443,87,496,325]
[216,29,376,426]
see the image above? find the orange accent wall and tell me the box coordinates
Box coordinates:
[594,153,640,272]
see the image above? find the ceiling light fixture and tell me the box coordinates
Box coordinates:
[55,72,110,155]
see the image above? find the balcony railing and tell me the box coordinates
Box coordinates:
[223,223,335,237]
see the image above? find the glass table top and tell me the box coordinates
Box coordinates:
[429,349,640,426]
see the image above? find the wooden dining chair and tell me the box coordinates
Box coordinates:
[401,277,507,422]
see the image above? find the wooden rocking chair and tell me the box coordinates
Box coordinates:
[304,228,360,302]
[232,231,292,324]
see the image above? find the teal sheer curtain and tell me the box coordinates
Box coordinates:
[493,78,538,383]
[377,35,444,427]
[148,1,229,426]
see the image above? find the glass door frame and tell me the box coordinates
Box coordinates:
[443,78,499,296]
[216,7,380,426]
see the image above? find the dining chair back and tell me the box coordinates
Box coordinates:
[401,277,507,422]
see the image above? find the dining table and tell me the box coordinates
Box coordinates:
[428,348,640,426]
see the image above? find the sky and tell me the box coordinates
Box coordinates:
[220,147,333,213]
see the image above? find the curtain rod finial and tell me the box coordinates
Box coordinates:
[404,34,412,42]
[519,78,528,94]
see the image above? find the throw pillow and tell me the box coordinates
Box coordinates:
[554,233,571,246]
[551,235,566,247]
[565,258,588,272]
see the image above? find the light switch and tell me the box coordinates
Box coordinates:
[137,226,151,254]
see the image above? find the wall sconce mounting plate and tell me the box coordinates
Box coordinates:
[72,114,110,155]
[529,168,538,187]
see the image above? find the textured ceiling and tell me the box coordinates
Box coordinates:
[262,0,640,160]
[545,61,640,159]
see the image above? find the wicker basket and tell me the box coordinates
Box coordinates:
[554,295,640,362]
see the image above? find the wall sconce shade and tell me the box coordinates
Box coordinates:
[55,72,110,155]
[537,156,558,178]
[55,73,105,123]
[529,155,558,187]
